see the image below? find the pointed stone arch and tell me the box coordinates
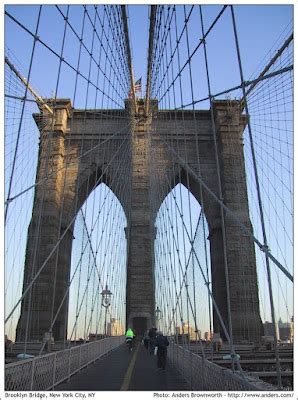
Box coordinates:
[16,99,263,343]
[150,101,263,342]
[67,181,128,340]
[16,100,131,342]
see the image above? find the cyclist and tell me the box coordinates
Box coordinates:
[125,327,135,351]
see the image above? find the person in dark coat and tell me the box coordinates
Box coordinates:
[148,327,157,354]
[155,331,169,370]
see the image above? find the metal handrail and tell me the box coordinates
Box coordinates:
[5,336,125,391]
[168,343,277,391]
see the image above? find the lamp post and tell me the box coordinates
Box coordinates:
[155,306,162,329]
[101,284,112,337]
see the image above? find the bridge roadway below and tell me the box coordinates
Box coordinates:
[55,340,190,391]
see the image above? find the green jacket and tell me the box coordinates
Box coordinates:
[125,328,135,338]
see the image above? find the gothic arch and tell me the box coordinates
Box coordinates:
[16,99,263,343]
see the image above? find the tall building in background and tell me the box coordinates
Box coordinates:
[107,319,124,336]
[263,319,292,342]
[181,323,200,341]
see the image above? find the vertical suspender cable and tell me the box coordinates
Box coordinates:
[198,5,239,367]
[5,6,42,222]
[121,5,136,114]
[230,5,282,388]
[145,6,157,115]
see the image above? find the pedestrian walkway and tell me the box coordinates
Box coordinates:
[55,341,189,391]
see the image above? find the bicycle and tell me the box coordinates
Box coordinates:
[126,337,133,352]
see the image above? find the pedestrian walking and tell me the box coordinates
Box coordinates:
[148,327,157,354]
[155,331,169,370]
[142,330,149,350]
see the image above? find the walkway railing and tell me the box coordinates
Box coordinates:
[168,343,276,391]
[5,336,125,391]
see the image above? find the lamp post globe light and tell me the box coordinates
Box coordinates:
[101,284,112,337]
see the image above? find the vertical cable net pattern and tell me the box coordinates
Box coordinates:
[67,184,128,342]
[5,51,40,340]
[148,5,227,345]
[4,7,293,389]
[148,4,293,351]
[5,5,132,346]
[153,187,212,341]
[243,24,293,325]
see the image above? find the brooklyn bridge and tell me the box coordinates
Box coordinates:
[4,4,293,393]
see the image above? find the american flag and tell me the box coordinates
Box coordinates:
[134,77,142,93]
[128,78,142,98]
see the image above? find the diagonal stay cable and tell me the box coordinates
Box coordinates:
[5,6,42,223]
[121,5,136,113]
[55,5,128,99]
[5,11,124,109]
[156,6,227,103]
[159,208,207,359]
[242,33,293,102]
[5,130,130,324]
[156,175,244,374]
[157,134,293,283]
[230,5,284,387]
[5,119,133,204]
[38,209,103,354]
[154,173,244,371]
[145,5,157,114]
[150,6,176,100]
[44,143,129,350]
[177,65,293,110]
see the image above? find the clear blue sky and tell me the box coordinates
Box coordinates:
[127,5,292,97]
[4,5,293,101]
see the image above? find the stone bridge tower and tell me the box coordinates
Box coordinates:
[16,98,263,343]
